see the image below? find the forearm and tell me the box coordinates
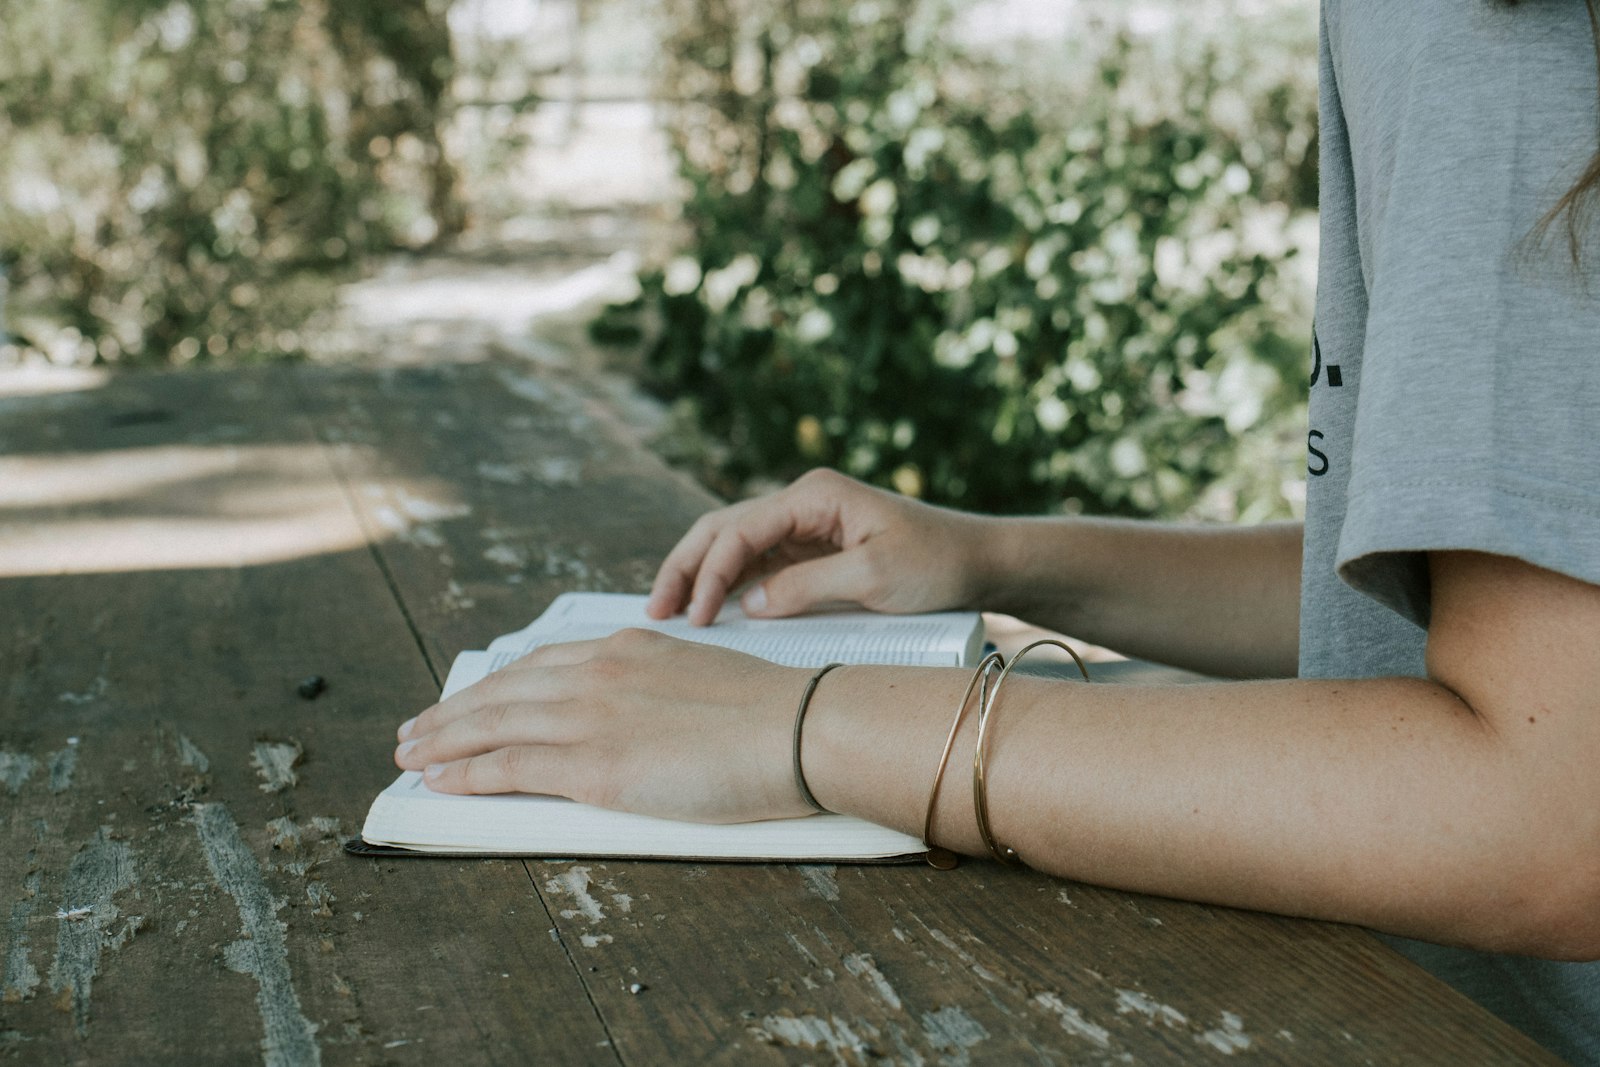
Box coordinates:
[976,518,1303,678]
[803,665,1597,959]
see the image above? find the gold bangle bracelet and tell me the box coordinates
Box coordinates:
[973,639,1090,866]
[793,663,844,812]
[921,652,1004,869]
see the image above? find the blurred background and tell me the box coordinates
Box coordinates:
[0,0,1317,523]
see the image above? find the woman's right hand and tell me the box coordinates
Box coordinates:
[646,469,996,625]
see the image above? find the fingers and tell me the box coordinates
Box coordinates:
[646,511,723,619]
[395,694,577,772]
[690,508,848,624]
[686,510,804,625]
[397,638,599,743]
[652,503,797,625]
[741,549,876,618]
[419,745,564,796]
[648,470,863,624]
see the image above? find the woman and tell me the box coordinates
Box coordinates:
[395,1,1600,1059]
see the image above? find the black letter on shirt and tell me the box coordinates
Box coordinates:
[1310,331,1343,388]
[1307,430,1329,477]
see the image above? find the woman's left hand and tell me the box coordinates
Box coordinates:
[393,629,814,823]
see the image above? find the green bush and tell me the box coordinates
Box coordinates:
[630,0,1317,519]
[0,0,459,364]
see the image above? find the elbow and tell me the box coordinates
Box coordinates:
[1487,849,1600,962]
[1494,761,1600,961]
[1539,868,1600,962]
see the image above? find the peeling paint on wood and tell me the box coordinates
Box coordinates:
[843,953,902,1011]
[1033,992,1112,1050]
[1116,988,1189,1028]
[251,741,303,794]
[883,1022,930,1066]
[921,1005,989,1062]
[396,489,471,526]
[3,871,42,1002]
[57,675,108,706]
[799,865,840,902]
[437,579,476,612]
[756,1013,871,1061]
[1197,1011,1252,1054]
[306,883,334,918]
[544,867,605,924]
[0,752,36,795]
[266,816,302,851]
[306,817,341,838]
[47,828,136,1036]
[47,746,78,794]
[177,734,210,774]
[483,543,526,569]
[191,803,320,1067]
[786,932,822,970]
[917,922,999,984]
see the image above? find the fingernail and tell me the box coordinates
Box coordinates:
[398,716,417,740]
[424,763,443,780]
[687,598,703,622]
[396,739,420,760]
[742,585,767,613]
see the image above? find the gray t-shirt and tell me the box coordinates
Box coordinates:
[1302,0,1600,1061]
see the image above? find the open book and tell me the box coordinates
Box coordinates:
[354,592,985,862]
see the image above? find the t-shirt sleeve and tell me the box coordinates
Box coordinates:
[1334,15,1600,627]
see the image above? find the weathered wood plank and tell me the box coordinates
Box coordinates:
[294,361,709,676]
[306,358,1560,1066]
[0,366,612,1065]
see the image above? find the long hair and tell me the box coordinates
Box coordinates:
[1502,0,1600,264]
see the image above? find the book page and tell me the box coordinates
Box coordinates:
[363,771,927,860]
[441,651,502,699]
[368,593,981,861]
[483,593,979,669]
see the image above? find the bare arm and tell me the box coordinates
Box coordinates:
[645,469,1302,679]
[979,517,1303,678]
[398,549,1600,959]
[799,550,1600,959]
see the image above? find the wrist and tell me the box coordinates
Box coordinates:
[802,665,988,854]
[976,516,1085,621]
[953,512,1017,611]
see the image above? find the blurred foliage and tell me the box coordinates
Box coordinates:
[622,0,1318,519]
[0,0,460,364]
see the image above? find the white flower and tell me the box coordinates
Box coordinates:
[1035,395,1070,433]
[662,257,702,297]
[859,178,897,218]
[795,307,834,343]
[1110,437,1148,478]
[701,254,760,312]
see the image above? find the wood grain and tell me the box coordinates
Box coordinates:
[0,361,1563,1064]
[299,359,1560,1066]
[0,367,612,1065]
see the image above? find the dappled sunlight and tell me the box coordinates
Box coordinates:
[338,251,642,335]
[0,442,464,576]
[0,365,112,401]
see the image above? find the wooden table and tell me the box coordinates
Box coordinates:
[0,360,1560,1065]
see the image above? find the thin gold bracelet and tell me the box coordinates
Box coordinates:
[973,639,1090,865]
[792,663,844,812]
[920,652,1004,869]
